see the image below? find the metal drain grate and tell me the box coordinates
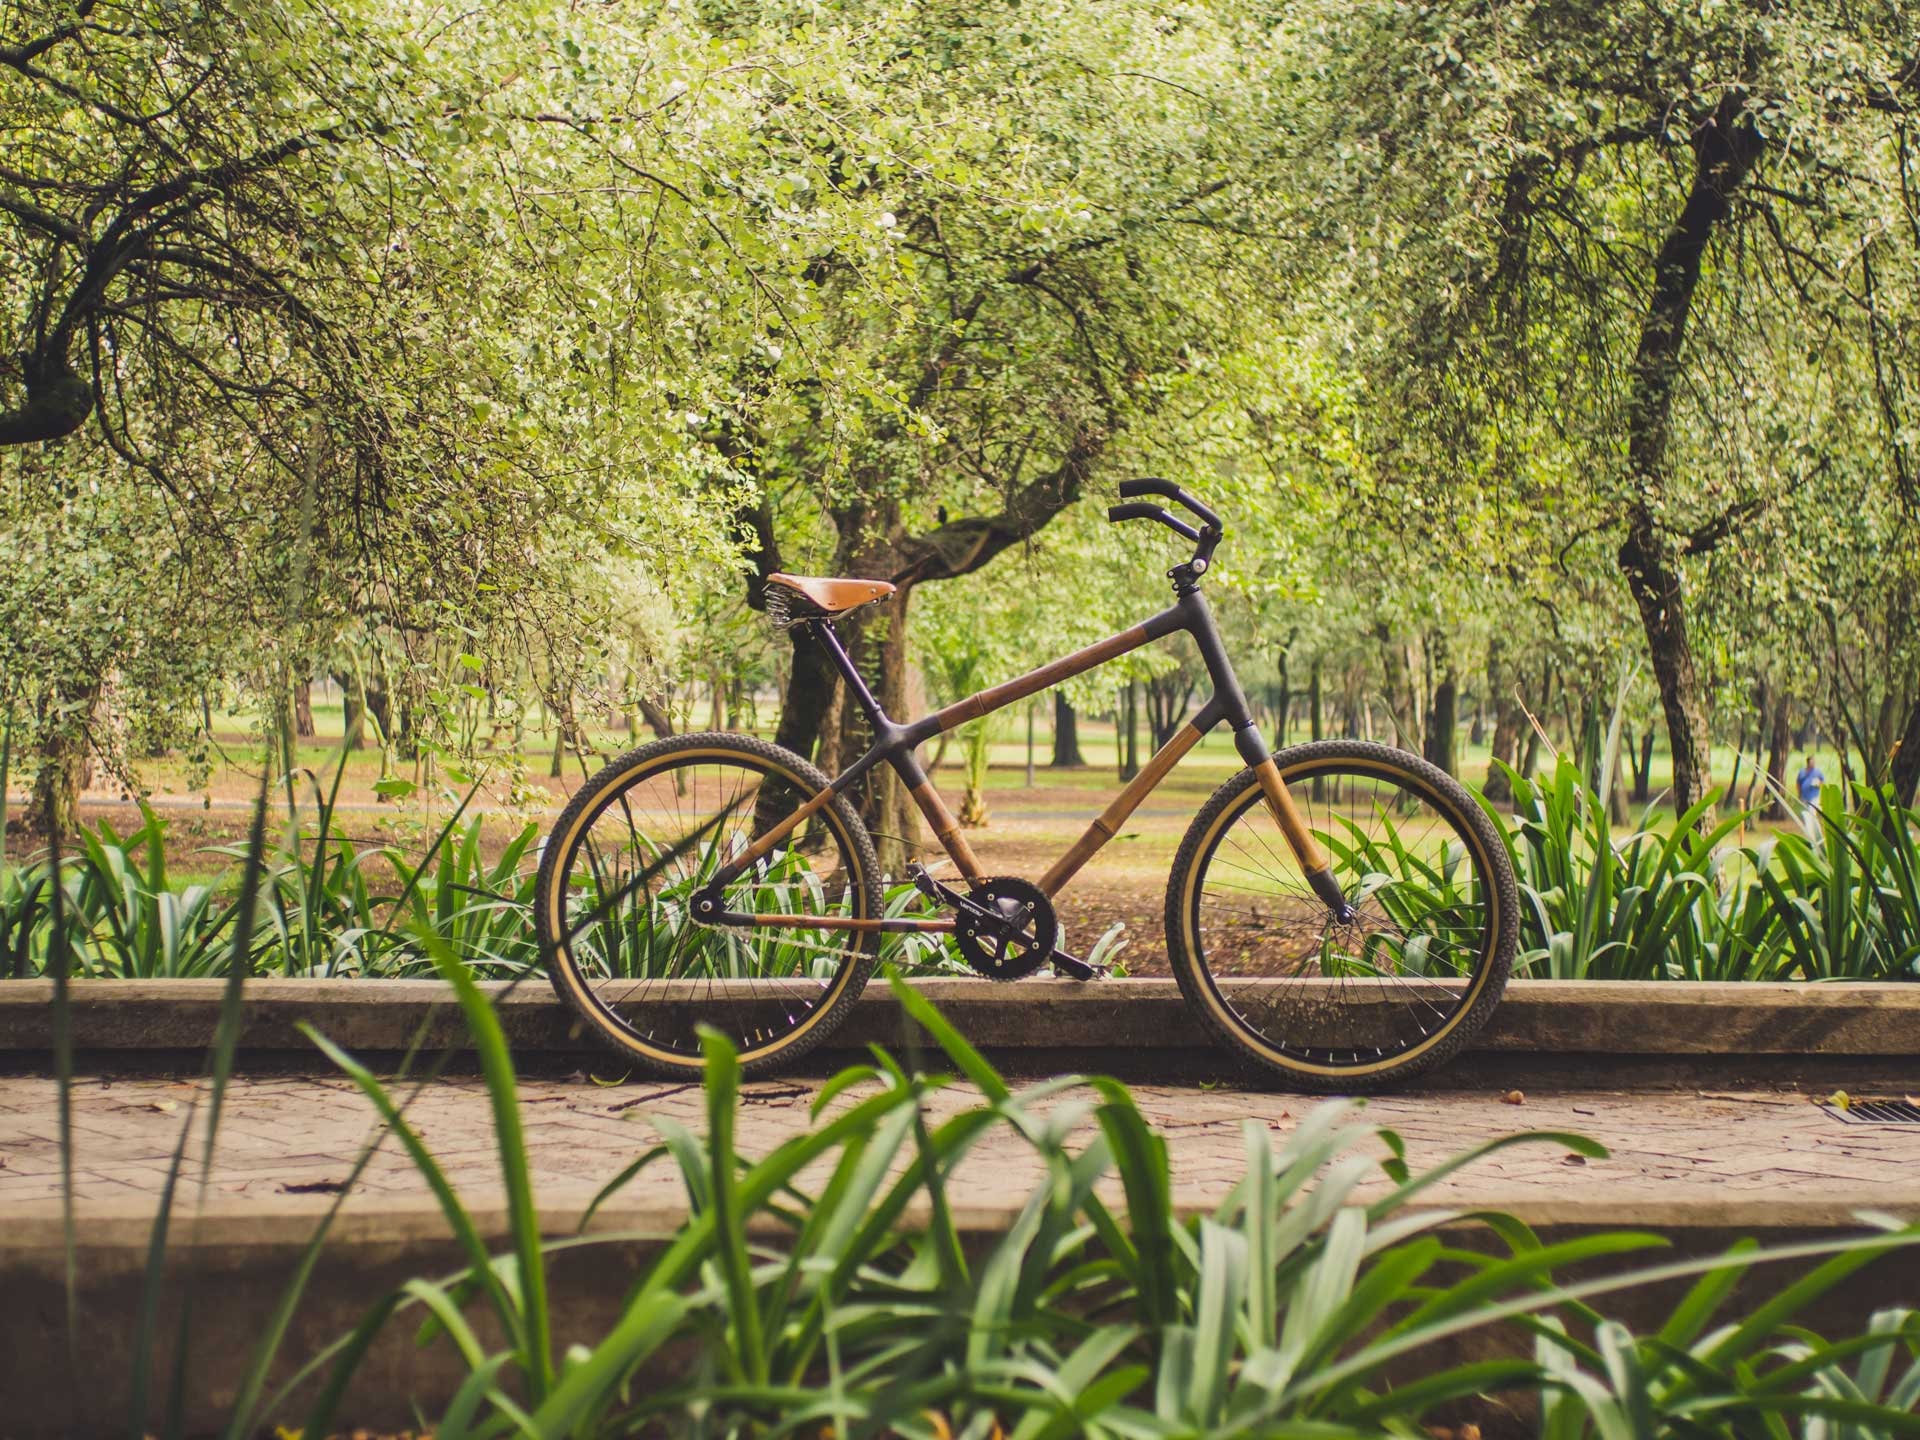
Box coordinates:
[1819,1097,1920,1126]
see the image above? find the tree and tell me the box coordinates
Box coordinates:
[1279,0,1920,813]
[713,0,1291,862]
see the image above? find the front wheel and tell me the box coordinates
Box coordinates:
[1166,740,1515,1091]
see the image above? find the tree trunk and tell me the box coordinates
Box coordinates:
[637,695,675,742]
[1309,657,1325,801]
[826,589,921,873]
[1052,692,1085,767]
[334,669,365,750]
[362,667,393,752]
[1621,513,1712,813]
[775,629,841,764]
[1519,659,1554,787]
[1121,682,1139,781]
[1375,621,1414,751]
[1616,97,1758,818]
[24,681,99,837]
[1483,639,1521,802]
[1609,745,1631,827]
[293,680,315,739]
[1891,692,1920,809]
[1273,630,1295,744]
[1423,632,1457,777]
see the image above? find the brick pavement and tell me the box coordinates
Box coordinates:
[4,1066,1918,1232]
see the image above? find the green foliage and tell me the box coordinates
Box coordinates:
[1755,786,1920,981]
[4,782,973,981]
[14,748,1920,985]
[1490,755,1920,982]
[237,973,1920,1437]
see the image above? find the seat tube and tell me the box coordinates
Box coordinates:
[807,619,887,726]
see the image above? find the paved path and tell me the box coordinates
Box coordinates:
[5,1068,1918,1234]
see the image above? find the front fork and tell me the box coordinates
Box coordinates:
[1239,731,1356,922]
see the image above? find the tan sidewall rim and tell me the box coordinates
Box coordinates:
[1180,755,1503,1079]
[544,746,872,1070]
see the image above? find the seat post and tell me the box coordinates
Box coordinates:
[806,619,889,725]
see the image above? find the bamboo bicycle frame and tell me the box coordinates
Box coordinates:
[705,585,1348,931]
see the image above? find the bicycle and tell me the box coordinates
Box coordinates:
[535,480,1516,1090]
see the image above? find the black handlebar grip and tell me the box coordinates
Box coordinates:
[1107,502,1202,541]
[1117,477,1222,530]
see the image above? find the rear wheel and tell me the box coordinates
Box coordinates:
[536,733,881,1077]
[1166,740,1514,1091]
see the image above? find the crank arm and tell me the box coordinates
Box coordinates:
[1049,947,1096,981]
[909,863,995,923]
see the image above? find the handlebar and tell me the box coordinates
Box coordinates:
[1106,478,1223,593]
[1117,477,1222,530]
[1106,501,1201,542]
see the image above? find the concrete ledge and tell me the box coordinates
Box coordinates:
[2,977,1919,1058]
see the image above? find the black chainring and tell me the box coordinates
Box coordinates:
[955,877,1058,981]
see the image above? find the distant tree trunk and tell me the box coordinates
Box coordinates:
[364,668,393,750]
[1609,745,1631,827]
[25,688,95,837]
[1052,692,1085,767]
[1272,627,1296,745]
[1518,659,1553,787]
[1423,633,1458,777]
[1025,700,1036,788]
[293,680,315,739]
[1756,692,1788,815]
[1123,682,1140,780]
[637,695,675,742]
[1145,673,1194,749]
[1891,694,1920,809]
[817,587,921,873]
[1309,657,1325,801]
[1375,621,1414,751]
[1634,727,1657,803]
[333,669,365,750]
[1483,639,1522,803]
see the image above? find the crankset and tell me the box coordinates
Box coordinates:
[909,866,1098,981]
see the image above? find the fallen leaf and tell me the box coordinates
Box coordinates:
[1562,1154,1587,1166]
[1826,1090,1852,1111]
[1501,1090,1525,1106]
[148,1100,179,1114]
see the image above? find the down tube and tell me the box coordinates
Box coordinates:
[1038,699,1226,896]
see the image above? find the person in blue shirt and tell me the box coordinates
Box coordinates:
[1797,756,1826,806]
[1796,756,1827,837]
